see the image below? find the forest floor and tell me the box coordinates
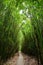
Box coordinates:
[3,52,40,65]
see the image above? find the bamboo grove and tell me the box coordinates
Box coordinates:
[0,0,43,65]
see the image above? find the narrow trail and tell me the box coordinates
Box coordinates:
[16,51,24,65]
[4,52,40,65]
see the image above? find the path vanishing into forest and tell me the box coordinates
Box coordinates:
[4,51,40,65]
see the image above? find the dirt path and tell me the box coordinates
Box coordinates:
[16,51,24,65]
[3,52,40,65]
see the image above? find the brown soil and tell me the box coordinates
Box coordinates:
[3,53,40,65]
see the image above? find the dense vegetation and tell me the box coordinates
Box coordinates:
[0,0,43,65]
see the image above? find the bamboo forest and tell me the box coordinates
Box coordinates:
[0,0,43,65]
